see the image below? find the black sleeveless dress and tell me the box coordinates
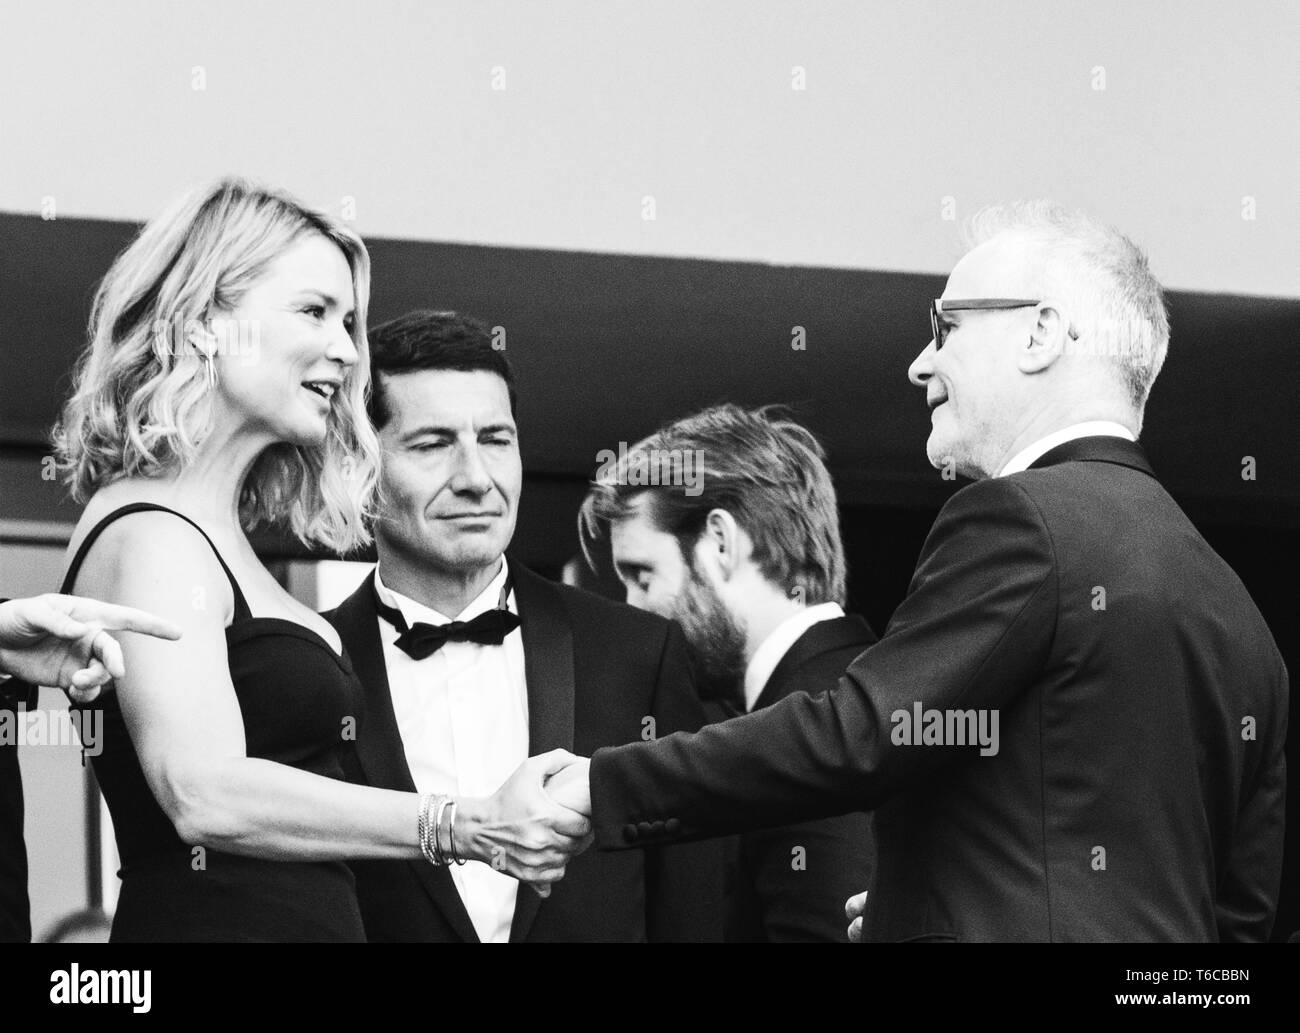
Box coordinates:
[66,503,367,942]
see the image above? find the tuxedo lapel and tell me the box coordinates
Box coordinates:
[510,560,577,755]
[505,558,576,943]
[755,615,877,711]
[331,573,415,794]
[326,571,481,944]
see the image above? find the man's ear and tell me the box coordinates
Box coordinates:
[697,509,746,581]
[1020,301,1069,374]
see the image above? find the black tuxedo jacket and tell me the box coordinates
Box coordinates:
[724,614,877,942]
[0,741,29,942]
[324,560,724,942]
[589,437,1289,942]
[0,672,36,943]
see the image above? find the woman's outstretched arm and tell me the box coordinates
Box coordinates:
[72,511,589,886]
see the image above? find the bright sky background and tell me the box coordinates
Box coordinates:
[2,0,1296,295]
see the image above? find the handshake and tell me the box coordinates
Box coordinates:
[455,750,594,898]
[466,750,871,941]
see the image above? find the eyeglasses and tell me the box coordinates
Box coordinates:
[930,298,1079,350]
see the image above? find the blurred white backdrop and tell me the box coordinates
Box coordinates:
[1,0,1296,295]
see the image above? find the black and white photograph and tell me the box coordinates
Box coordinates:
[0,0,1295,1016]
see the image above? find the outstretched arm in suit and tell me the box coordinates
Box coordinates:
[550,477,1056,841]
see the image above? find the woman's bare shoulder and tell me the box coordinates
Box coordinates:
[66,485,236,622]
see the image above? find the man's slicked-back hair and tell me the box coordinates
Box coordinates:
[367,310,517,430]
[964,200,1170,425]
[580,404,847,606]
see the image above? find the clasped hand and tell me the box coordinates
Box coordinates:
[470,751,592,897]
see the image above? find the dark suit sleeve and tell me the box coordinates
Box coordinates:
[641,620,726,941]
[742,811,872,942]
[0,737,30,943]
[0,656,33,941]
[591,477,1057,845]
[1216,656,1288,942]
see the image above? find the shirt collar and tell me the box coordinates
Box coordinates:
[743,602,845,711]
[997,421,1136,477]
[374,559,512,629]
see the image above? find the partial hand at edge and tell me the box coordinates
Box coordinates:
[845,889,868,943]
[0,594,183,703]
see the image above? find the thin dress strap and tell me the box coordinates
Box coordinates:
[60,502,252,622]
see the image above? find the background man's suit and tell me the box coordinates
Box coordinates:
[589,437,1289,942]
[724,614,877,941]
[0,740,29,942]
[0,676,35,942]
[325,560,723,942]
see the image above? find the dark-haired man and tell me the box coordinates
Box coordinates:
[580,404,876,941]
[324,311,722,942]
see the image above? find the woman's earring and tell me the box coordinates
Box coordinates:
[188,329,217,391]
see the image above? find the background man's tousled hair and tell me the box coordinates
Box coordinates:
[366,310,516,429]
[964,200,1170,426]
[580,403,847,606]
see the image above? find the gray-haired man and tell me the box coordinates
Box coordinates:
[551,202,1289,943]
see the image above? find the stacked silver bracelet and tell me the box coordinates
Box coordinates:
[418,792,444,866]
[445,799,465,866]
[417,792,470,867]
[432,796,453,866]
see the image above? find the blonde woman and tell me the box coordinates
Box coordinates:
[54,178,588,942]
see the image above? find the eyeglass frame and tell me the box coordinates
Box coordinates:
[930,298,1079,350]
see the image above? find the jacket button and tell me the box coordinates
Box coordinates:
[622,824,638,843]
[665,818,681,834]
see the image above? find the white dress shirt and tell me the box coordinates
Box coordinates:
[997,421,1136,478]
[742,602,845,712]
[373,561,529,944]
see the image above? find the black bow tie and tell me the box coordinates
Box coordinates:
[373,575,521,661]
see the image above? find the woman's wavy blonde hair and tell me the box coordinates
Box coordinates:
[53,176,380,553]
